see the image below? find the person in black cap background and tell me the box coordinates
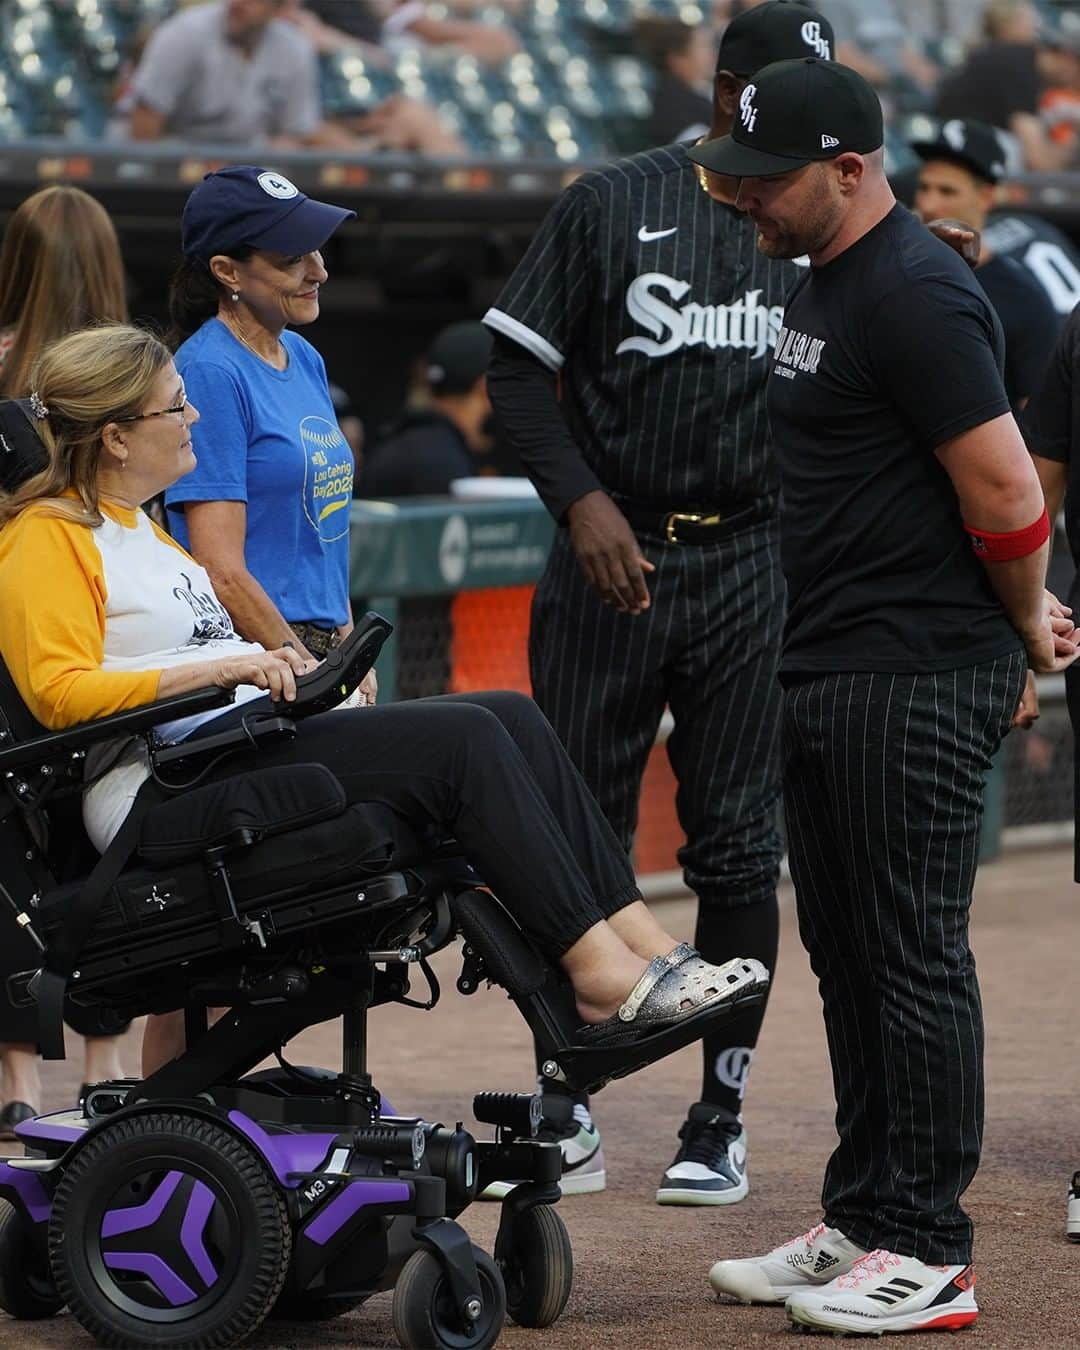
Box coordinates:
[359,321,495,498]
[164,166,375,704]
[483,1,843,1208]
[692,58,1077,1333]
[911,118,1059,409]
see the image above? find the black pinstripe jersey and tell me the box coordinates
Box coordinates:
[484,142,799,510]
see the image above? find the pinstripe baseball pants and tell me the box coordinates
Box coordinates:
[782,651,1025,1265]
[531,517,784,910]
[530,517,784,1110]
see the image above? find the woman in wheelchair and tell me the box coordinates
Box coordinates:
[0,324,767,1068]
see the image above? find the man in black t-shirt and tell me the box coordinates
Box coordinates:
[910,119,1059,409]
[690,58,1077,1335]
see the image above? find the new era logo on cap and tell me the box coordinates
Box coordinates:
[822,134,840,149]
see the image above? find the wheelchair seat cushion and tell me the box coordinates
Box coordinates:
[138,764,346,866]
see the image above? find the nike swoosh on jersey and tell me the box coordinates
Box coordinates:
[638,225,678,242]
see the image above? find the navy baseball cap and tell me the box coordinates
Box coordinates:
[717,1,835,76]
[911,119,1010,185]
[180,166,355,260]
[688,57,883,178]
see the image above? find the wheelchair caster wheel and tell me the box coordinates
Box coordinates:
[48,1112,290,1347]
[0,1200,64,1319]
[495,1203,573,1327]
[392,1244,505,1349]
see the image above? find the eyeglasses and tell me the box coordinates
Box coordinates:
[114,388,189,424]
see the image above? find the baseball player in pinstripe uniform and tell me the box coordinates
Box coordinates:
[482,3,838,1206]
[694,59,1078,1334]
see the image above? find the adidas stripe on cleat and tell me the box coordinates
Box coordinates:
[709,1222,867,1304]
[786,1250,978,1336]
[1067,1171,1080,1242]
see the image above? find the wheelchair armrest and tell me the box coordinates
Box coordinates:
[0,686,235,775]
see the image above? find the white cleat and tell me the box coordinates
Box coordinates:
[785,1248,978,1336]
[709,1221,867,1304]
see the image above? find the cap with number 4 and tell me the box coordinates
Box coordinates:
[181,165,355,260]
[688,57,883,179]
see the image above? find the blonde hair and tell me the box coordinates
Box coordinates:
[0,186,128,399]
[0,324,172,529]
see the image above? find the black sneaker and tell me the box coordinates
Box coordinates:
[656,1103,748,1206]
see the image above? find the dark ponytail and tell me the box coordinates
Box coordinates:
[167,248,256,349]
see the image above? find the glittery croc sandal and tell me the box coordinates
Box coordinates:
[575,952,769,1049]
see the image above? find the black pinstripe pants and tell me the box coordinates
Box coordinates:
[531,518,784,911]
[530,519,784,1109]
[783,652,1025,1265]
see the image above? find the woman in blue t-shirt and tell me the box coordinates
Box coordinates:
[165,166,369,688]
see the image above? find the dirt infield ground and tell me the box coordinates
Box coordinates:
[1,844,1075,1349]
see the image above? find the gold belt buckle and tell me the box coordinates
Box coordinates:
[663,511,723,542]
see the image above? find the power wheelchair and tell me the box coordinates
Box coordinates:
[0,615,764,1348]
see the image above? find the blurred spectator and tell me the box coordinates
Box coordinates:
[127,0,355,147]
[824,0,941,105]
[358,320,494,497]
[911,118,1059,408]
[1038,30,1080,156]
[936,0,1073,170]
[636,17,716,145]
[0,186,127,401]
[126,0,464,153]
[0,185,131,1134]
[295,0,521,64]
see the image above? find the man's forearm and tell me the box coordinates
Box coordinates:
[977,541,1050,640]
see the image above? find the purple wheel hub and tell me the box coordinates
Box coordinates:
[93,1167,231,1316]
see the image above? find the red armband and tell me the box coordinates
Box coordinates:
[964,507,1050,562]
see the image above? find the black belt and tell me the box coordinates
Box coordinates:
[616,497,775,544]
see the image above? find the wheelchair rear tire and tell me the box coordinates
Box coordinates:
[495,1203,573,1327]
[0,1200,64,1319]
[48,1112,291,1348]
[392,1244,505,1349]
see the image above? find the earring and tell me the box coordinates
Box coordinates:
[231,291,240,303]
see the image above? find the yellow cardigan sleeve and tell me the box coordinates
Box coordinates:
[0,508,162,730]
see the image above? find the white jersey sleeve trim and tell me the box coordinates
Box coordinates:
[483,309,565,373]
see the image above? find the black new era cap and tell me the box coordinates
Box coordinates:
[688,57,883,179]
[910,119,1010,185]
[717,1,835,77]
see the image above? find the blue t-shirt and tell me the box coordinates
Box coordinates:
[166,318,353,629]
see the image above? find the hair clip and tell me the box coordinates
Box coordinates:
[28,392,49,421]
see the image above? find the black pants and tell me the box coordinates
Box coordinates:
[186,690,640,961]
[783,652,1025,1265]
[529,519,784,1112]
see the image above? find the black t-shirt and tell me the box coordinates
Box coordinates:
[357,410,473,497]
[1023,305,1080,610]
[767,203,1020,676]
[976,254,1060,407]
